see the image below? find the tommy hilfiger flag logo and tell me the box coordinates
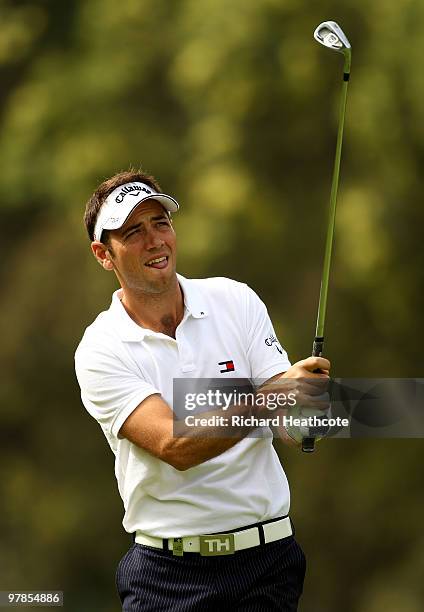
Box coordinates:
[218,360,235,373]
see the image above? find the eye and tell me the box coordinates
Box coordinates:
[125,229,140,239]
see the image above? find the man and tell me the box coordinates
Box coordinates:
[75,168,330,611]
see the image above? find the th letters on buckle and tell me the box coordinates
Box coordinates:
[172,537,184,556]
[199,533,235,556]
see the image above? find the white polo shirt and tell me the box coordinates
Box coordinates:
[75,275,291,537]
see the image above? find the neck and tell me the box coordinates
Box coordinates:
[120,277,184,338]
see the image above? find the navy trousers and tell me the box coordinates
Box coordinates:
[116,536,306,611]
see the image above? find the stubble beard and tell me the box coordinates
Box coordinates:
[131,260,178,298]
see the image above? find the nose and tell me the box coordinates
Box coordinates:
[144,228,164,250]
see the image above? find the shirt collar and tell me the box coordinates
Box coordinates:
[110,290,149,342]
[110,273,208,342]
[177,273,208,320]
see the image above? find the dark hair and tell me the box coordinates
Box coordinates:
[84,168,163,242]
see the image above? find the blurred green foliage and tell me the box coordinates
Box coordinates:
[0,0,423,610]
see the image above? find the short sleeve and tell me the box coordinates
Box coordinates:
[243,285,291,384]
[75,342,161,439]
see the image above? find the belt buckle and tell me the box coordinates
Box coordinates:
[172,537,184,557]
[199,533,235,556]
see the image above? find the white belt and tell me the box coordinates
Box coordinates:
[135,517,292,556]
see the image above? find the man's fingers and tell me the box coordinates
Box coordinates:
[262,376,329,396]
[300,356,331,373]
[280,357,331,381]
[301,379,329,395]
[295,391,330,410]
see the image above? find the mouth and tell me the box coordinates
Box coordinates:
[145,255,169,270]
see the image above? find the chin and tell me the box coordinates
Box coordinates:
[143,272,176,294]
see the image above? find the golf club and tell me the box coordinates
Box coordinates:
[301,21,352,453]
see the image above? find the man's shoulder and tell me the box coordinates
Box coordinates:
[186,276,248,298]
[75,301,120,359]
[185,276,265,310]
[78,310,112,339]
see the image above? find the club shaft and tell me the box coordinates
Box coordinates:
[314,75,349,344]
[302,60,350,454]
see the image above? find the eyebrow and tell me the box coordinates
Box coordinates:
[121,214,169,237]
[122,222,142,237]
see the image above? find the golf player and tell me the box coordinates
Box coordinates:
[75,169,330,611]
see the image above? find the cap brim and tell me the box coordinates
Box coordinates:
[145,194,179,213]
[101,194,179,233]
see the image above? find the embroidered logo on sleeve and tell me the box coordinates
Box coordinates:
[264,334,283,354]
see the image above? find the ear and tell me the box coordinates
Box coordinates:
[91,241,114,271]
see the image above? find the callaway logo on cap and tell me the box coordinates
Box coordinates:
[94,181,179,242]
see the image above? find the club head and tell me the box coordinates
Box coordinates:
[314,21,351,55]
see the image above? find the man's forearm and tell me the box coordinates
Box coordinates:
[164,401,270,470]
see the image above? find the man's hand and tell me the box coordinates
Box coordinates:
[261,356,330,407]
[283,356,330,378]
[259,357,331,447]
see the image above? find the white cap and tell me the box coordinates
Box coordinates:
[93,181,179,242]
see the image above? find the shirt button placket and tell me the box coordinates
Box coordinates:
[176,326,196,373]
